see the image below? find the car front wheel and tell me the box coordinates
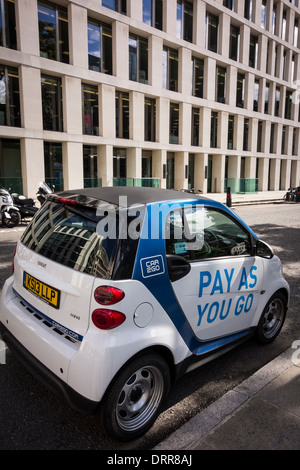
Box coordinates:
[101,352,170,441]
[254,291,287,344]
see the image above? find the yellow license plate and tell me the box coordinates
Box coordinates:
[23,272,60,309]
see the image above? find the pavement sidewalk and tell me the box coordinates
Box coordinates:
[207,190,287,206]
[154,347,300,450]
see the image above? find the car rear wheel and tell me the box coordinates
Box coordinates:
[254,291,287,344]
[101,353,170,441]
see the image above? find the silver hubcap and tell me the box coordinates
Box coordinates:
[116,365,164,432]
[262,298,284,339]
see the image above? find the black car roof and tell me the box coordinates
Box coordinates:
[58,187,207,207]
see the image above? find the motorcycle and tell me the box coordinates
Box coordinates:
[284,187,300,202]
[0,188,21,227]
[36,181,54,206]
[11,192,38,220]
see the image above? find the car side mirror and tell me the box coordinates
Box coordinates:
[256,240,274,259]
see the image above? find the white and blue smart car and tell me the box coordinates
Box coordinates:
[0,187,289,440]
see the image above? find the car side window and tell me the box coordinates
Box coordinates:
[165,206,252,261]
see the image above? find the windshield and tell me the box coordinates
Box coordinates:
[21,200,143,280]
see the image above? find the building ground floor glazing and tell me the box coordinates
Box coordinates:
[1,136,300,199]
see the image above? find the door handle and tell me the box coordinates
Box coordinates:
[166,255,191,282]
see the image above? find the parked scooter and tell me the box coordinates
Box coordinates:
[0,188,21,227]
[11,192,38,220]
[36,181,54,206]
[284,187,300,202]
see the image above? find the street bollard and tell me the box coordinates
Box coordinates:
[226,187,232,207]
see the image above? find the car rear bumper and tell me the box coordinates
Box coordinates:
[0,322,98,414]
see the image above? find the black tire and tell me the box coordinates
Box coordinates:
[254,291,287,344]
[100,353,171,441]
[2,209,21,227]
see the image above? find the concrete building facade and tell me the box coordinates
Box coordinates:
[0,0,299,197]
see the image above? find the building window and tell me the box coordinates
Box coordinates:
[41,75,63,132]
[191,57,204,98]
[243,118,249,151]
[253,79,259,112]
[281,126,286,154]
[144,97,156,142]
[206,13,218,53]
[0,0,16,49]
[82,84,99,136]
[244,0,253,21]
[282,10,287,41]
[223,0,234,10]
[116,91,129,139]
[170,102,179,144]
[38,1,69,63]
[0,139,21,193]
[294,18,298,47]
[270,123,275,153]
[163,47,178,92]
[249,35,258,68]
[265,82,270,114]
[113,148,127,179]
[0,66,20,127]
[44,141,63,191]
[142,0,162,30]
[275,87,280,116]
[261,0,267,29]
[228,114,234,149]
[176,0,193,43]
[236,73,245,108]
[191,107,200,146]
[102,0,126,15]
[257,120,263,152]
[83,145,98,188]
[211,111,218,148]
[129,34,148,83]
[229,25,240,61]
[285,90,293,120]
[88,20,112,75]
[216,66,226,103]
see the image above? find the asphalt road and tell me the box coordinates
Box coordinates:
[0,203,299,450]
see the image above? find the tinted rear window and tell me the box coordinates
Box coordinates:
[21,200,141,280]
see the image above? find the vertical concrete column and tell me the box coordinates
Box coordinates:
[253,0,262,27]
[227,156,241,179]
[218,112,229,150]
[264,121,271,154]
[68,3,88,68]
[290,160,300,187]
[286,126,294,158]
[204,57,216,101]
[152,150,167,189]
[130,92,144,141]
[21,138,45,198]
[245,73,255,110]
[180,103,192,146]
[62,142,84,190]
[200,108,211,148]
[194,153,208,193]
[286,7,295,45]
[245,156,257,179]
[258,158,269,191]
[267,40,276,75]
[250,118,259,153]
[62,76,82,135]
[174,151,188,190]
[127,148,142,179]
[99,84,115,139]
[194,0,206,46]
[148,35,163,88]
[275,123,283,155]
[113,21,129,79]
[227,66,238,107]
[19,66,43,131]
[212,155,225,193]
[179,47,192,95]
[234,115,244,151]
[127,0,143,21]
[219,12,230,58]
[98,145,113,187]
[164,0,176,36]
[15,0,39,55]
[258,34,268,74]
[240,24,250,66]
[157,97,169,145]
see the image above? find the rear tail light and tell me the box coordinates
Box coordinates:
[92,309,126,330]
[94,286,125,305]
